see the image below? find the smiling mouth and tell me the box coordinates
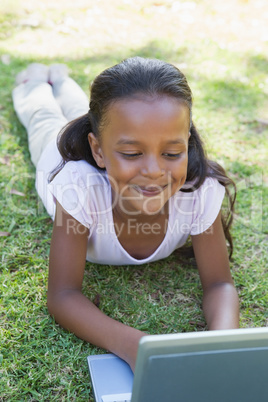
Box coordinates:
[132,184,168,197]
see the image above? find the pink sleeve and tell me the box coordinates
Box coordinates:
[190,177,225,235]
[47,162,93,229]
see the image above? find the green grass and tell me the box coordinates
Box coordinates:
[1,0,268,400]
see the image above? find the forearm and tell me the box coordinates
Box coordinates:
[202,282,239,330]
[47,289,145,371]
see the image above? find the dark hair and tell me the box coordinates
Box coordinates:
[53,57,236,256]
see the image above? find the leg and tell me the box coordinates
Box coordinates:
[49,65,89,122]
[12,80,67,166]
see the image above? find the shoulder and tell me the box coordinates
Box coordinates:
[173,177,225,205]
[182,176,225,195]
[171,177,225,236]
[48,161,110,227]
[51,160,109,189]
[194,177,225,210]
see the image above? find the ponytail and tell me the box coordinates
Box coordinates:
[49,113,104,181]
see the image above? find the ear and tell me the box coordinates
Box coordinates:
[88,133,106,168]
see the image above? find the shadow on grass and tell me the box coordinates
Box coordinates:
[197,78,263,112]
[247,54,268,75]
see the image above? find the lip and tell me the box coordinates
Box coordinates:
[132,184,168,197]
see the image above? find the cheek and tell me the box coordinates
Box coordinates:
[181,157,188,179]
[172,155,188,175]
[169,158,188,187]
[180,157,189,184]
[105,158,138,182]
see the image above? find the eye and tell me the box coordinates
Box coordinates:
[119,152,142,158]
[162,153,182,159]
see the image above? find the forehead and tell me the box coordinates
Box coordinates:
[102,95,190,137]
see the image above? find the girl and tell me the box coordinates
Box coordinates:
[12,57,239,372]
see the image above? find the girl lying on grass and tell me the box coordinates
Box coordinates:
[12,57,239,371]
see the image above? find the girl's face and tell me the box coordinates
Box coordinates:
[88,95,190,217]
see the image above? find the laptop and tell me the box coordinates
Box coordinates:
[87,327,268,402]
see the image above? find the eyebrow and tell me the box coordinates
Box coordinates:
[116,139,186,145]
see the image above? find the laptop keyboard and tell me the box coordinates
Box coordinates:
[101,392,132,402]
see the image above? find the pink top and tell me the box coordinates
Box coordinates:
[36,138,225,265]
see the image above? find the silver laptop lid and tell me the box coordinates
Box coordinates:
[131,328,268,402]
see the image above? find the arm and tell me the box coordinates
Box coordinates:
[191,212,239,330]
[47,201,145,371]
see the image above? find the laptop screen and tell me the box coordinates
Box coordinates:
[131,328,268,402]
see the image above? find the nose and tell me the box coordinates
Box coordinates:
[140,155,165,179]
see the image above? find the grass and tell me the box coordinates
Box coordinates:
[1,0,268,400]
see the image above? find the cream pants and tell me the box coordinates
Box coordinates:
[12,77,89,166]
